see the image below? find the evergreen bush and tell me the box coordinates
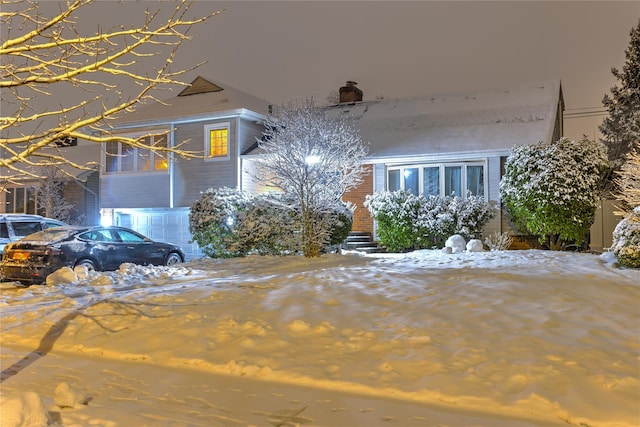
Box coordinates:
[365,190,495,252]
[611,206,640,268]
[188,187,249,258]
[190,188,353,257]
[500,137,608,250]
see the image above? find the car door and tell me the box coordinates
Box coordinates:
[79,229,121,270]
[112,228,164,266]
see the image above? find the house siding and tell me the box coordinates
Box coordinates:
[64,171,100,225]
[173,118,239,207]
[101,173,171,209]
[238,119,264,155]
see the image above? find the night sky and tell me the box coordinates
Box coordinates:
[12,1,640,141]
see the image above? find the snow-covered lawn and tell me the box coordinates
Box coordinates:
[1,249,638,427]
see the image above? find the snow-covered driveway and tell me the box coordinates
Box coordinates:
[1,250,638,427]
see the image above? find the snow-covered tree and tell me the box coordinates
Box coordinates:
[35,166,74,223]
[599,20,640,192]
[255,98,368,257]
[500,137,608,250]
[615,142,640,212]
[1,0,217,181]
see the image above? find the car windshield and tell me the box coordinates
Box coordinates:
[21,227,76,243]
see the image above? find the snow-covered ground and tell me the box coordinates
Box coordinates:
[0,249,638,427]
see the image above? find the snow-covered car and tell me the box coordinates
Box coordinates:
[0,225,185,284]
[0,214,67,255]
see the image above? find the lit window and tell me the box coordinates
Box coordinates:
[205,123,230,160]
[387,162,485,198]
[103,133,169,174]
[403,167,419,194]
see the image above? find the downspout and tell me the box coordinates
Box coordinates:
[236,117,242,191]
[169,123,175,208]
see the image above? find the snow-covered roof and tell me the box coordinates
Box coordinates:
[108,77,271,127]
[326,80,563,161]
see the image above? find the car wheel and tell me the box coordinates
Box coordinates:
[165,252,182,266]
[75,258,96,272]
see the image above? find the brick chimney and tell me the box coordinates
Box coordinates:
[339,81,363,103]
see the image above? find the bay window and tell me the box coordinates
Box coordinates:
[387,162,485,197]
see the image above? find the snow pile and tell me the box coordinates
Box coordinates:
[0,392,51,427]
[1,249,638,426]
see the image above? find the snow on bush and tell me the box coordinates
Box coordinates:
[611,206,640,268]
[188,187,250,258]
[500,137,608,250]
[363,190,424,252]
[190,188,353,257]
[235,193,301,256]
[484,231,514,251]
[365,190,495,252]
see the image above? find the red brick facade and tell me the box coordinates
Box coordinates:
[343,164,374,233]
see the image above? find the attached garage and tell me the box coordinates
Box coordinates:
[107,208,202,261]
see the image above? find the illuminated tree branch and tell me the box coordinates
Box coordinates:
[1,0,221,178]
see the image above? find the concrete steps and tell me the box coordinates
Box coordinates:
[344,231,386,253]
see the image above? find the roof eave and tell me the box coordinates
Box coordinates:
[104,108,266,131]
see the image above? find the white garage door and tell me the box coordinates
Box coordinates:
[114,208,203,261]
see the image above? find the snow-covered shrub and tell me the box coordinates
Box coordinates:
[326,202,354,246]
[235,193,301,255]
[365,190,495,252]
[364,190,422,252]
[191,189,352,257]
[448,194,496,240]
[611,206,640,268]
[484,232,514,251]
[189,187,250,258]
[500,137,608,250]
[415,195,455,247]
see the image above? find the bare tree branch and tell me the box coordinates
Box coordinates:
[1,0,221,178]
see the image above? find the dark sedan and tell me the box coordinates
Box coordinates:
[1,225,185,284]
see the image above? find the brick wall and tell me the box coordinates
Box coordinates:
[343,164,374,233]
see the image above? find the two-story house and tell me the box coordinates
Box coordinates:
[100,77,270,259]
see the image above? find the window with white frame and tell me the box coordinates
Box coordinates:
[3,186,38,214]
[387,162,485,197]
[204,123,230,160]
[104,134,168,174]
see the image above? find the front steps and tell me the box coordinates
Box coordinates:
[344,231,386,254]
